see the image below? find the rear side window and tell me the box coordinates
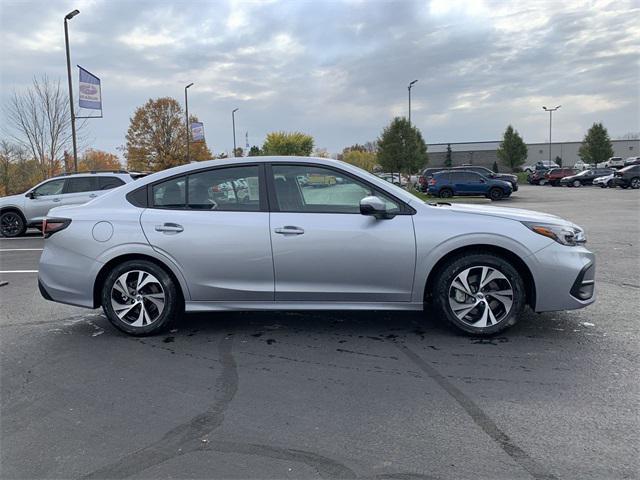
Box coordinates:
[65,177,98,193]
[98,176,125,190]
[152,176,186,208]
[187,166,260,211]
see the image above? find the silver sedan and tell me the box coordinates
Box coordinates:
[38,157,596,336]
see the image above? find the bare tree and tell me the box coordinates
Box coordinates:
[4,76,84,177]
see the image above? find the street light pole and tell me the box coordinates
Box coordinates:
[542,105,561,164]
[64,9,80,173]
[184,83,193,162]
[408,80,418,125]
[232,108,238,157]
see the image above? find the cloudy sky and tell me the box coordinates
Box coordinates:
[1,0,638,158]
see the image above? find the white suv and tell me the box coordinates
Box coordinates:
[0,171,143,237]
[603,157,624,168]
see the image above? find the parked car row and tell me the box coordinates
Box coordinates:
[527,165,640,189]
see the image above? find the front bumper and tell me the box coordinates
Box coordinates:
[530,242,596,312]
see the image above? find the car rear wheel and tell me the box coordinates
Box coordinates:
[0,211,26,237]
[630,177,640,189]
[101,260,182,336]
[572,180,581,187]
[432,253,525,335]
[488,188,504,201]
[439,188,453,198]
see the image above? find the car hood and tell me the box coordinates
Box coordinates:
[0,193,25,206]
[429,202,575,227]
[495,173,517,181]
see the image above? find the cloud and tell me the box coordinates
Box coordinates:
[0,0,638,157]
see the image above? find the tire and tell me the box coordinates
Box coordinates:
[0,211,26,237]
[539,179,547,186]
[432,253,526,336]
[607,180,614,188]
[101,260,182,336]
[572,180,581,187]
[630,177,640,189]
[488,188,504,201]
[439,188,453,199]
[599,183,607,188]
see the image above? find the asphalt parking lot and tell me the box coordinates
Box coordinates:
[1,184,638,480]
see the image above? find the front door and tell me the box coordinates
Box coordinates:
[24,178,66,224]
[140,165,274,302]
[268,163,416,302]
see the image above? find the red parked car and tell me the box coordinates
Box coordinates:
[544,168,578,186]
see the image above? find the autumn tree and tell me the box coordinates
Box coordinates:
[0,140,41,196]
[262,131,314,156]
[377,117,428,174]
[342,150,378,172]
[579,123,613,167]
[125,97,212,172]
[496,125,527,171]
[78,149,121,171]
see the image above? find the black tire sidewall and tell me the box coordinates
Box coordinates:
[433,253,526,336]
[630,177,640,189]
[101,260,181,336]
[489,188,503,200]
[440,189,453,198]
[0,212,26,237]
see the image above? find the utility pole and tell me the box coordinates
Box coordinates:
[408,80,418,125]
[64,9,80,172]
[232,108,238,157]
[542,105,561,164]
[185,83,193,162]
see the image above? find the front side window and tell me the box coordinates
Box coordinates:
[271,164,399,214]
[187,166,260,211]
[65,177,98,194]
[32,179,65,197]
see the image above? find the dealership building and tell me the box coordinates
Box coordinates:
[426,139,640,169]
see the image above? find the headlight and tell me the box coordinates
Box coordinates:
[523,222,586,246]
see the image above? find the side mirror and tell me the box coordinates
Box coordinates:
[360,196,393,219]
[26,191,35,199]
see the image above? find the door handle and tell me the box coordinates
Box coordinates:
[274,226,304,235]
[53,198,61,202]
[89,194,98,198]
[155,223,184,233]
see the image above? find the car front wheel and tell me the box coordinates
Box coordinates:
[488,188,504,201]
[0,211,26,237]
[630,177,640,189]
[101,260,182,336]
[439,188,453,198]
[572,180,581,187]
[432,253,525,335]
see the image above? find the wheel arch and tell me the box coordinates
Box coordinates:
[0,206,26,222]
[423,244,536,309]
[93,253,186,308]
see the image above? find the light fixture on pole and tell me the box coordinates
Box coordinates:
[542,105,561,164]
[64,9,80,172]
[408,80,418,125]
[232,108,239,157]
[185,83,194,162]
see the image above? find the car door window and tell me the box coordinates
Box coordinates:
[98,176,126,190]
[187,166,260,211]
[65,177,98,193]
[152,176,186,208]
[271,164,399,214]
[32,179,65,197]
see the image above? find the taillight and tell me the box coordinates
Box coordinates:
[42,218,71,238]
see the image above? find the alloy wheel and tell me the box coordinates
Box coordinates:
[448,266,514,328]
[110,270,165,327]
[0,212,23,237]
[573,180,581,187]
[631,178,640,189]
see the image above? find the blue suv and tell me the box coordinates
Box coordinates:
[427,170,513,200]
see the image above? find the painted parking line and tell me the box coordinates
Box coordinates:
[0,270,38,273]
[0,249,43,252]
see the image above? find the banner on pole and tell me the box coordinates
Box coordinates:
[78,66,101,110]
[190,122,205,142]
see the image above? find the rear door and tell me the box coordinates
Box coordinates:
[61,176,99,207]
[140,165,274,302]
